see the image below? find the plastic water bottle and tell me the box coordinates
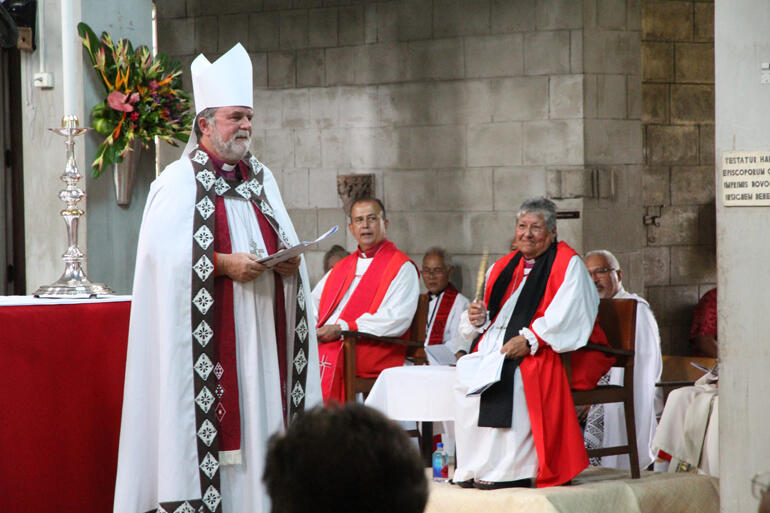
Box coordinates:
[432,442,449,482]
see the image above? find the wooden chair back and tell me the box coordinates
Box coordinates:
[565,298,641,478]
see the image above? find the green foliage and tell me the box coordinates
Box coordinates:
[78,22,194,177]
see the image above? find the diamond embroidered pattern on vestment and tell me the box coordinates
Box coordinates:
[235,182,251,199]
[195,353,214,380]
[192,150,209,166]
[193,321,213,347]
[213,362,224,380]
[294,348,307,374]
[196,387,216,413]
[197,419,217,447]
[291,382,305,407]
[193,288,214,314]
[173,501,196,513]
[203,486,222,512]
[214,177,230,196]
[194,226,214,250]
[196,169,216,191]
[295,317,308,342]
[200,452,219,480]
[215,402,226,422]
[193,255,214,281]
[196,197,215,220]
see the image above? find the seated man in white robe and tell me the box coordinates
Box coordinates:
[582,249,663,470]
[312,198,419,402]
[453,197,607,489]
[422,247,470,361]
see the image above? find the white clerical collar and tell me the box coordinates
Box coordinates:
[222,162,236,172]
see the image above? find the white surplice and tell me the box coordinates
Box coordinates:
[311,256,419,336]
[453,255,598,483]
[114,156,322,513]
[595,288,663,470]
[425,290,471,353]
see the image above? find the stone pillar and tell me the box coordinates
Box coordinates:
[715,1,770,512]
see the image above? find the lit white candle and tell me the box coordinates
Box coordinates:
[60,0,77,116]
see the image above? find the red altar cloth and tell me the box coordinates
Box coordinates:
[0,298,130,513]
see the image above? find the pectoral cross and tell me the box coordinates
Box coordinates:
[319,354,332,380]
[249,240,266,259]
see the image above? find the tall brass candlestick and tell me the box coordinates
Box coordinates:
[474,248,489,302]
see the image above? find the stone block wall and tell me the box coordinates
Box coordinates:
[157,0,625,294]
[641,0,715,355]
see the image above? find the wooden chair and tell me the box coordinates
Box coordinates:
[340,293,432,463]
[562,298,641,478]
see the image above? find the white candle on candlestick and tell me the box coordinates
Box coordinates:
[60,0,77,116]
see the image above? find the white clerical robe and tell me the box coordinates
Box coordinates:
[311,256,419,336]
[596,288,663,470]
[453,256,597,483]
[425,290,471,353]
[114,156,322,513]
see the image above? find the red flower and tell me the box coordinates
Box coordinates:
[148,80,159,91]
[130,112,139,121]
[107,91,134,112]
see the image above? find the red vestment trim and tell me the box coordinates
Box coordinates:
[427,284,459,345]
[211,152,287,451]
[478,242,613,487]
[316,239,414,402]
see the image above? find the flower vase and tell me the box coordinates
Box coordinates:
[113,140,140,207]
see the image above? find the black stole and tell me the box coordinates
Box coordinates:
[477,242,558,428]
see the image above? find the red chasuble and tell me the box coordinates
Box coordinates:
[426,284,459,346]
[316,239,414,403]
[479,241,614,487]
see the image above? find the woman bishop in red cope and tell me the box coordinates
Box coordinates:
[452,197,613,490]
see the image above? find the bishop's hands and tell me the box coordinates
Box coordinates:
[216,252,267,282]
[272,256,301,277]
[316,324,342,342]
[500,334,530,360]
[467,300,488,327]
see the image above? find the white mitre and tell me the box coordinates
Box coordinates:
[184,43,253,155]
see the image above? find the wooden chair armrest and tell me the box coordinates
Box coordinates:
[341,330,425,348]
[584,342,634,357]
[655,380,696,388]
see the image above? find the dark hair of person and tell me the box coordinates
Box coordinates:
[263,404,428,513]
[349,197,387,221]
[323,244,349,273]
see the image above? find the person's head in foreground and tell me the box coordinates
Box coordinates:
[514,197,558,259]
[263,403,428,513]
[584,249,623,299]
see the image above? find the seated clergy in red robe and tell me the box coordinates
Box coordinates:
[453,197,614,490]
[312,198,419,402]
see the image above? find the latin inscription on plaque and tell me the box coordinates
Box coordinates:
[721,150,770,206]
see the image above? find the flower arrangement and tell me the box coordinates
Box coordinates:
[77,22,194,177]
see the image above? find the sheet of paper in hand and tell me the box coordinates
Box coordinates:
[257,225,339,268]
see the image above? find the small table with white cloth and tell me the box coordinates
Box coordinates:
[365,365,457,464]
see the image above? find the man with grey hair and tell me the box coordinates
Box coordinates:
[115,44,322,513]
[583,249,663,471]
[422,247,470,358]
[451,197,612,489]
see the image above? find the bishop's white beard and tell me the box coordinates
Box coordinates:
[210,126,251,162]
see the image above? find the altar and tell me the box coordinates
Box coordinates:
[0,296,131,512]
